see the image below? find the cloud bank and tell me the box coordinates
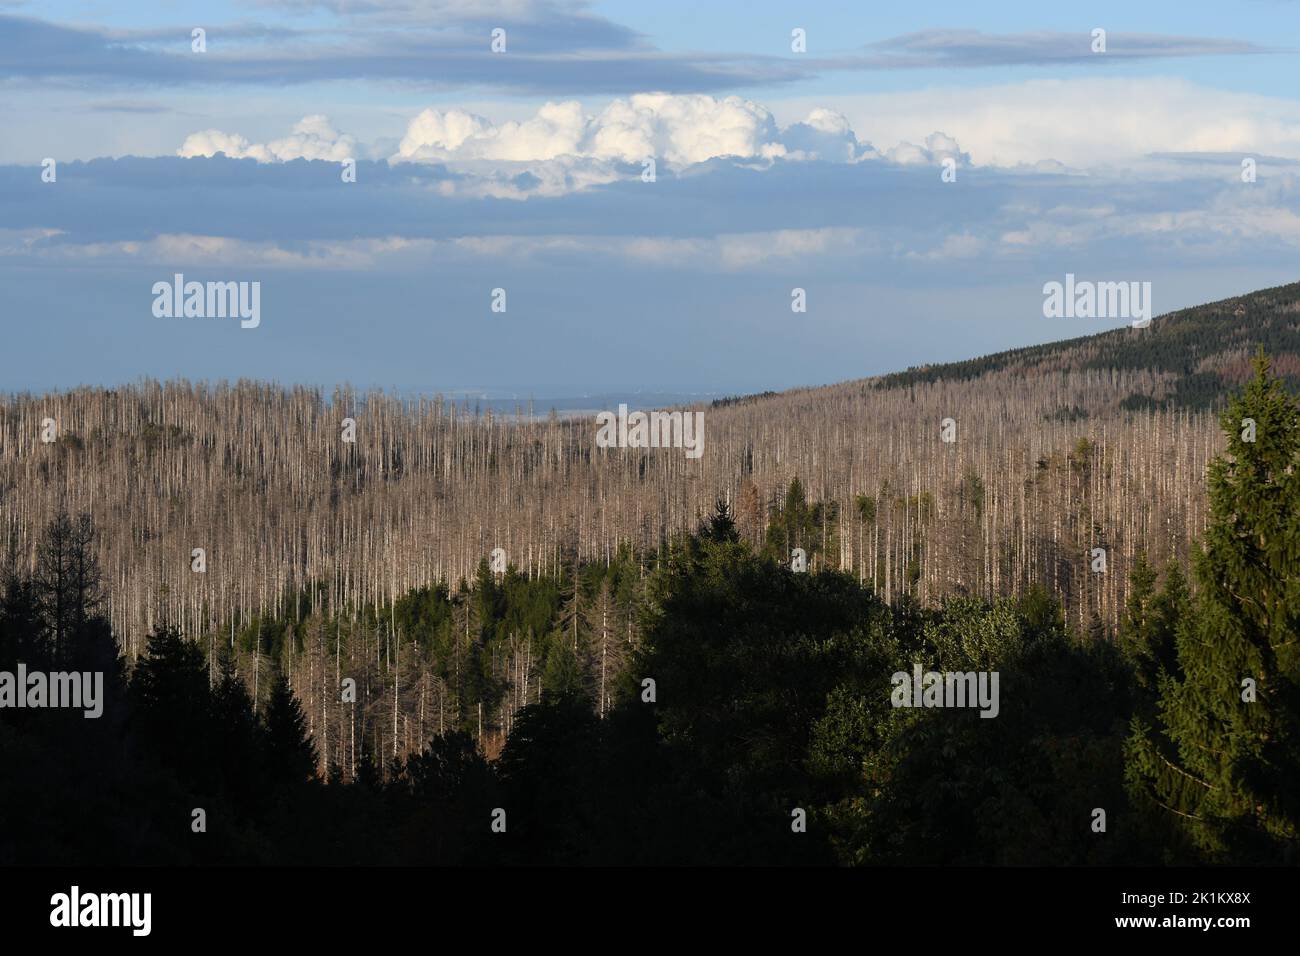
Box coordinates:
[177,93,972,197]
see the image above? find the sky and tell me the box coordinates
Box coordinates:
[2,0,1299,395]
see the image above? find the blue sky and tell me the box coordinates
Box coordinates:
[2,0,1299,394]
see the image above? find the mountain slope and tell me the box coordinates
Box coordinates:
[874,280,1300,409]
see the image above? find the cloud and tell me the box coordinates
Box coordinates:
[179,115,357,162]
[393,95,788,166]
[0,226,65,255]
[0,226,873,273]
[616,227,872,270]
[252,0,639,38]
[775,77,1300,168]
[16,174,1300,276]
[182,73,1299,198]
[779,109,865,162]
[87,100,172,114]
[0,231,442,269]
[1,15,1270,97]
[907,232,987,260]
[177,95,901,197]
[838,29,1273,69]
[0,12,799,95]
[884,131,968,166]
[8,125,1300,282]
[992,172,1300,253]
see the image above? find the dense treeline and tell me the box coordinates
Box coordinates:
[1,355,1295,865]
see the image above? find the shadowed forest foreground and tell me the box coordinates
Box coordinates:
[1,357,1297,866]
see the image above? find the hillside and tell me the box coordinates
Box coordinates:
[3,280,1299,655]
[874,280,1300,407]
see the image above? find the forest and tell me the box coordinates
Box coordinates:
[7,283,1300,668]
[1,353,1296,865]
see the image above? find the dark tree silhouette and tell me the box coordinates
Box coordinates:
[265,672,318,786]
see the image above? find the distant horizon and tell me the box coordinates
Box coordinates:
[5,271,1295,400]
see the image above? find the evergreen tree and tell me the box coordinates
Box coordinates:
[1122,555,1187,701]
[699,498,739,544]
[555,559,582,653]
[129,625,212,784]
[765,476,836,566]
[498,695,601,863]
[540,638,587,701]
[0,557,44,671]
[1019,583,1065,637]
[265,672,318,786]
[1123,552,1158,641]
[1126,352,1300,862]
[210,648,264,811]
[472,556,502,643]
[355,738,383,793]
[764,477,809,560]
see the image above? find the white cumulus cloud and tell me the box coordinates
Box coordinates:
[394,94,788,166]
[179,114,357,162]
[174,97,969,197]
[885,131,969,166]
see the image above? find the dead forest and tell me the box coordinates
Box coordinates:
[0,370,1215,636]
[3,281,1297,770]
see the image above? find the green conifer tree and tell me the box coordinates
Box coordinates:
[1122,553,1187,700]
[1126,352,1300,862]
[699,498,740,544]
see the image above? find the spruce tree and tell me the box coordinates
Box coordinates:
[0,559,44,671]
[127,625,214,790]
[1122,553,1187,700]
[265,672,318,785]
[1126,352,1300,861]
[765,477,815,562]
[699,498,740,544]
[210,649,263,808]
[355,738,383,792]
